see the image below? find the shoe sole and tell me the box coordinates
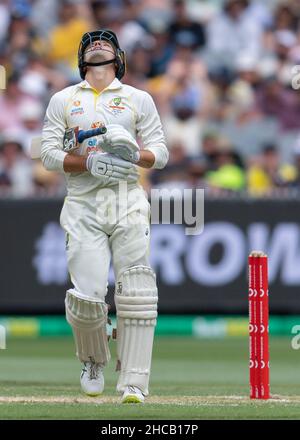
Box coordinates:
[81,382,104,397]
[85,392,103,397]
[122,395,144,404]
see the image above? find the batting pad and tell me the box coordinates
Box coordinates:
[115,266,158,395]
[65,289,111,365]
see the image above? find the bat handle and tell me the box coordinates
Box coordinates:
[77,127,107,143]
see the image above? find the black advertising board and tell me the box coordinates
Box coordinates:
[1,198,300,314]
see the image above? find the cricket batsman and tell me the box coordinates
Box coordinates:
[41,30,168,403]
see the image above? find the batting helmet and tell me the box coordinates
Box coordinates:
[78,29,126,80]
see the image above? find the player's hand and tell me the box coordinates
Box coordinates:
[86,152,138,183]
[96,124,140,164]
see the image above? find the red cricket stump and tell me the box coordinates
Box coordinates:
[248,251,270,399]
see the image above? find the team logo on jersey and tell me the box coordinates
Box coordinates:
[108,96,125,114]
[113,97,122,106]
[73,100,81,107]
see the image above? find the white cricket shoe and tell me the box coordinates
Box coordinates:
[80,359,104,396]
[121,386,145,404]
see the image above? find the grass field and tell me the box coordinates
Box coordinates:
[0,335,300,419]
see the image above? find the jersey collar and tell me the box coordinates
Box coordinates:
[78,78,123,92]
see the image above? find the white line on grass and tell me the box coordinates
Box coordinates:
[0,395,299,406]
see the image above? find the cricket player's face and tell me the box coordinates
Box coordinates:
[84,40,115,63]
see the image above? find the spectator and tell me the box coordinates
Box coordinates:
[0,73,36,132]
[125,41,153,88]
[287,139,300,189]
[18,55,68,98]
[90,0,118,29]
[30,0,60,38]
[248,144,294,196]
[168,0,206,51]
[6,9,39,73]
[256,77,300,131]
[147,19,174,77]
[200,132,224,172]
[105,2,152,55]
[0,0,10,45]
[188,156,207,189]
[273,30,298,85]
[273,3,299,33]
[47,0,89,79]
[205,144,246,194]
[160,59,205,155]
[206,0,263,71]
[150,142,190,190]
[0,138,33,197]
[226,55,258,117]
[17,100,43,156]
[32,161,66,197]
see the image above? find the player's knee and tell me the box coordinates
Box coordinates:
[115,265,158,321]
[70,277,108,301]
[65,289,108,328]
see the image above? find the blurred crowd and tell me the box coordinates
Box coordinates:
[1,0,300,198]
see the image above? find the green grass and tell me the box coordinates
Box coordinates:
[0,336,300,419]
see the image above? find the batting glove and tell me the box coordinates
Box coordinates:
[96,124,140,164]
[86,152,138,183]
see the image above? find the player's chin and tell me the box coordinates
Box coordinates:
[85,50,114,62]
[85,54,106,63]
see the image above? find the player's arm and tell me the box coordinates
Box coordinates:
[41,93,68,171]
[41,93,88,173]
[135,150,155,169]
[63,155,87,172]
[135,92,169,169]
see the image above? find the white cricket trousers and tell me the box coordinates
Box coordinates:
[60,183,152,299]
